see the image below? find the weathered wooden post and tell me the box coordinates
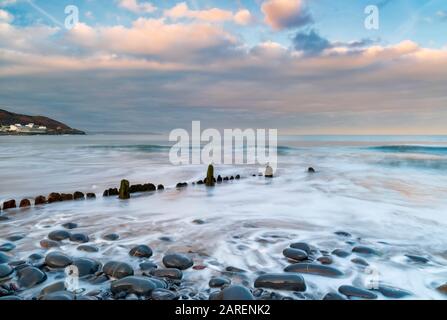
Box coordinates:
[119,179,130,199]
[205,164,215,187]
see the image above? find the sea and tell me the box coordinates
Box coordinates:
[1,134,447,299]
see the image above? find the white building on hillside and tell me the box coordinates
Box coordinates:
[1,123,47,133]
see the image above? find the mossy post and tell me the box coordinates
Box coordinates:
[119,179,130,199]
[206,164,215,187]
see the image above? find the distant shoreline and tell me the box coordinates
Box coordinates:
[0,131,86,136]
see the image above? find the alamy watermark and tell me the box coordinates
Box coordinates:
[365,5,380,30]
[64,265,79,292]
[169,121,278,172]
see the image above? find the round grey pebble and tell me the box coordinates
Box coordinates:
[45,251,73,268]
[129,245,153,258]
[162,253,193,270]
[48,230,71,241]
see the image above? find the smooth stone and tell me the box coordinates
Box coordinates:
[40,291,74,300]
[40,239,60,249]
[0,252,10,263]
[111,276,157,296]
[89,274,109,285]
[72,258,101,277]
[48,230,71,241]
[376,285,412,298]
[17,266,47,288]
[352,246,380,256]
[0,264,13,278]
[192,265,205,271]
[308,167,316,173]
[405,254,429,264]
[45,251,73,268]
[338,285,378,299]
[225,266,246,273]
[28,253,44,261]
[209,277,231,288]
[284,263,344,278]
[149,268,183,280]
[151,288,177,300]
[437,283,447,295]
[210,285,254,300]
[351,258,369,266]
[0,296,22,300]
[86,193,96,199]
[317,256,333,265]
[62,222,78,229]
[254,273,306,291]
[103,233,119,241]
[323,292,347,300]
[77,245,99,253]
[290,242,312,255]
[283,248,308,261]
[159,236,173,242]
[129,245,153,258]
[9,260,26,267]
[147,277,168,289]
[103,261,134,279]
[39,281,66,296]
[139,262,158,271]
[332,249,351,258]
[335,231,352,237]
[77,296,98,300]
[69,233,89,243]
[192,219,206,225]
[6,234,24,242]
[162,254,193,270]
[157,185,165,190]
[14,263,31,272]
[0,243,16,252]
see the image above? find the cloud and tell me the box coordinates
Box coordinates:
[261,0,313,30]
[0,9,12,22]
[234,9,253,26]
[65,19,238,62]
[437,10,447,21]
[293,29,380,56]
[1,16,447,134]
[293,29,331,55]
[118,0,156,14]
[164,2,252,25]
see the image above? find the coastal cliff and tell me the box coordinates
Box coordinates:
[0,109,85,135]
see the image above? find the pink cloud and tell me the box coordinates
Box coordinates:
[164,2,252,25]
[261,0,312,30]
[118,0,156,14]
[66,18,237,59]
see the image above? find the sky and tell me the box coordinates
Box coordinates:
[0,0,446,134]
